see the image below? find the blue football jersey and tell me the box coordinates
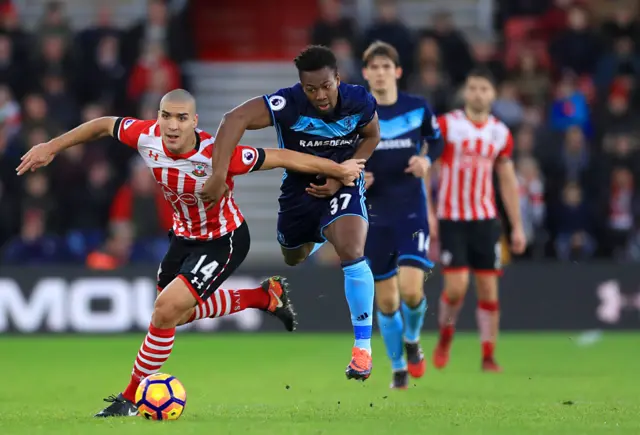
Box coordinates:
[263,82,377,197]
[365,92,440,219]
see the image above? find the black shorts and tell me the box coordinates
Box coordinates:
[157,221,250,303]
[438,219,502,273]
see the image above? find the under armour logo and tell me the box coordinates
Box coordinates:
[356,312,369,322]
[149,150,159,161]
[596,280,640,324]
[191,276,205,290]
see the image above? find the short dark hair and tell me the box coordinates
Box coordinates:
[466,67,496,86]
[362,41,400,67]
[294,45,338,74]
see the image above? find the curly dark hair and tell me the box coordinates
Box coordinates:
[294,45,338,75]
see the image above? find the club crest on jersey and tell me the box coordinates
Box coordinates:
[192,163,207,177]
[343,117,355,131]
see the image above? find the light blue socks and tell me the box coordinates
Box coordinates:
[377,310,406,370]
[401,298,427,342]
[342,257,375,352]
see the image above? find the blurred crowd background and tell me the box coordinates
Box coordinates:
[1,0,640,267]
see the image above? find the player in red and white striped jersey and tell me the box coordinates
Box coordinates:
[427,69,526,372]
[17,89,365,417]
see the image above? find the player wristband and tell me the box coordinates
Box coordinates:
[424,156,432,165]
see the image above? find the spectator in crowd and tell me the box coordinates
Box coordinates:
[21,171,58,233]
[123,0,193,68]
[362,0,415,88]
[553,181,596,261]
[542,126,592,204]
[35,0,72,48]
[598,134,640,188]
[331,37,362,85]
[594,36,640,95]
[0,34,28,100]
[549,5,602,76]
[510,50,552,106]
[471,39,506,84]
[426,10,473,87]
[513,125,538,160]
[127,41,181,107]
[35,33,76,87]
[18,93,58,141]
[549,73,592,136]
[41,70,79,130]
[603,166,638,259]
[595,90,636,141]
[0,2,31,71]
[601,4,640,48]
[79,34,128,111]
[492,80,525,129]
[0,84,20,137]
[415,35,440,69]
[2,209,68,265]
[86,222,134,270]
[537,0,572,43]
[76,5,121,66]
[310,0,357,48]
[407,64,452,115]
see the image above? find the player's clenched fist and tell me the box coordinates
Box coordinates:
[338,158,365,186]
[16,142,56,175]
[404,155,430,178]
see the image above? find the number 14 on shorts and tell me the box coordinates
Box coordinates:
[190,255,219,290]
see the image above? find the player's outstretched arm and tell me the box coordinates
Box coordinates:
[352,112,381,161]
[260,149,365,186]
[16,117,117,175]
[202,97,272,207]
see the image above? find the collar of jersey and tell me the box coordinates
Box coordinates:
[162,130,201,160]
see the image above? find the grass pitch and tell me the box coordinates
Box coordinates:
[1,332,638,435]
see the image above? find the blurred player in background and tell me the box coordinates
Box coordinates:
[201,46,381,381]
[17,89,366,416]
[361,42,443,389]
[430,69,526,372]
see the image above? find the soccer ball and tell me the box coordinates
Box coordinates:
[135,373,187,420]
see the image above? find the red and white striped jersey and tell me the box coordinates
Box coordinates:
[114,117,265,241]
[436,110,513,221]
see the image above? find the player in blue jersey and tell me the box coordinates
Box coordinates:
[201,46,381,381]
[361,42,444,389]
